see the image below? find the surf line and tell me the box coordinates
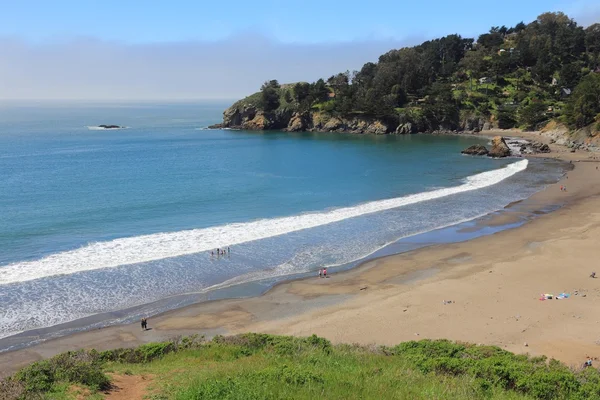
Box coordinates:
[0,160,528,285]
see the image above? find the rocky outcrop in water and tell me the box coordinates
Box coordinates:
[488,136,512,158]
[461,144,489,156]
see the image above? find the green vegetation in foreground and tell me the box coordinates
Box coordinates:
[3,334,600,400]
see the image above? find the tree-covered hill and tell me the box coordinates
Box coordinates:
[217,12,600,135]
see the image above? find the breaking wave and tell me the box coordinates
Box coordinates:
[0,160,528,285]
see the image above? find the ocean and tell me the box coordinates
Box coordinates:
[0,101,565,350]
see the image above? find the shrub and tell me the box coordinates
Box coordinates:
[388,340,596,399]
[211,333,332,356]
[99,335,204,364]
[138,342,175,362]
[0,378,26,400]
[14,350,110,394]
[14,360,54,392]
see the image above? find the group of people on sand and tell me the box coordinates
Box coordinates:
[211,247,230,257]
[318,268,328,278]
[560,185,567,192]
[140,317,149,331]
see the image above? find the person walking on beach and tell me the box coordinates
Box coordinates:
[318,269,323,278]
[141,318,145,331]
[323,268,327,278]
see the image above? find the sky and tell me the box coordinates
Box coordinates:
[0,0,598,100]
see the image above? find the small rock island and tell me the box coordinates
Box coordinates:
[97,125,122,129]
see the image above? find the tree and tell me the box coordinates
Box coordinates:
[585,24,600,67]
[327,72,350,98]
[585,24,600,54]
[390,84,407,107]
[293,83,311,104]
[565,73,600,128]
[353,62,377,89]
[532,51,556,83]
[459,50,488,89]
[497,108,518,129]
[519,101,547,130]
[514,22,526,33]
[260,80,280,111]
[477,32,504,49]
[310,79,329,104]
[559,62,581,88]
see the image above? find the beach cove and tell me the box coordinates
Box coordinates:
[1,103,566,352]
[2,130,599,376]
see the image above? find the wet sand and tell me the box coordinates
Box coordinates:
[2,134,600,377]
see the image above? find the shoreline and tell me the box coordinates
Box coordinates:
[1,131,598,377]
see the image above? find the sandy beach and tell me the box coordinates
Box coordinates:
[3,132,600,377]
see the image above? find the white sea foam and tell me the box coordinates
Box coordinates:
[0,160,528,285]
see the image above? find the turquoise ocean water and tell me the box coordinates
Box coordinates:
[0,101,564,348]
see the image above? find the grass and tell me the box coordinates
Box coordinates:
[3,334,600,399]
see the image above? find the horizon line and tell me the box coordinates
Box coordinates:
[0,98,240,103]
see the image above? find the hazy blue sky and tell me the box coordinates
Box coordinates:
[0,0,598,100]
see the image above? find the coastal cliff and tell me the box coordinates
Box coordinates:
[211,12,600,142]
[212,96,496,135]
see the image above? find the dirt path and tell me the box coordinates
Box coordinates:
[103,374,154,400]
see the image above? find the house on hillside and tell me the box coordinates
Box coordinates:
[561,88,572,98]
[551,77,559,86]
[479,77,492,84]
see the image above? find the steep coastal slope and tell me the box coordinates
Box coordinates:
[213,12,600,139]
[5,334,600,399]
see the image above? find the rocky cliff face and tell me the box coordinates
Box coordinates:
[212,104,293,131]
[213,102,396,134]
[213,100,496,135]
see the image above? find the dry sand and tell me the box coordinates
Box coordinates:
[3,133,600,376]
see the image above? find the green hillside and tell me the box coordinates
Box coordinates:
[242,12,600,133]
[4,334,600,399]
